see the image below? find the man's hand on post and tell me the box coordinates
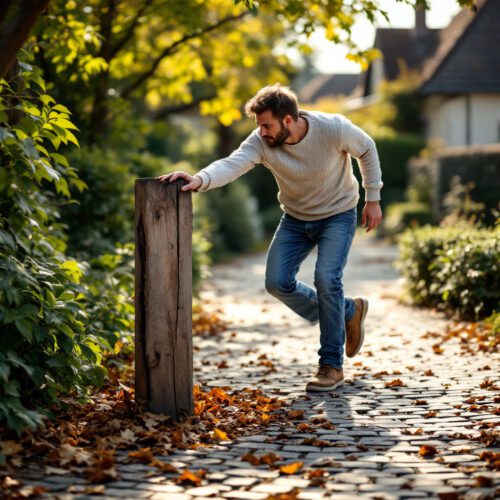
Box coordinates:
[361,201,383,233]
[157,171,202,191]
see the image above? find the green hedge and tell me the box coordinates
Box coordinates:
[383,201,434,238]
[397,224,500,319]
[204,182,262,261]
[352,134,425,213]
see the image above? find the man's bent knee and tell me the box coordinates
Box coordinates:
[314,273,343,295]
[265,276,293,297]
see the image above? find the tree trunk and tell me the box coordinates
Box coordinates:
[0,0,50,79]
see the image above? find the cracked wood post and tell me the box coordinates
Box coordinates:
[134,178,193,418]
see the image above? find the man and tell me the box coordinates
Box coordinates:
[158,84,383,392]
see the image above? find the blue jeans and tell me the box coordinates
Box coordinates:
[265,207,357,369]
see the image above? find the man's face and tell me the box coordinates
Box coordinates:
[256,110,291,148]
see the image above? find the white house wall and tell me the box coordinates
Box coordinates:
[470,95,500,145]
[423,94,500,146]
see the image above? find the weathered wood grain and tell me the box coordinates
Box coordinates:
[135,178,193,419]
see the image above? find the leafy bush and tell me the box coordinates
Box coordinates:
[205,182,262,261]
[0,59,107,433]
[62,147,136,257]
[371,135,426,196]
[397,224,500,319]
[383,201,434,238]
[80,243,135,352]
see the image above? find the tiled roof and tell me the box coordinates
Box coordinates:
[420,0,500,94]
[298,73,360,103]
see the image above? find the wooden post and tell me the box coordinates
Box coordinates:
[134,178,193,419]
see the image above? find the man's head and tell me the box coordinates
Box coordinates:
[244,84,299,148]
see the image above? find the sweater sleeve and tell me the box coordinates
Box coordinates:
[195,131,263,192]
[338,116,383,202]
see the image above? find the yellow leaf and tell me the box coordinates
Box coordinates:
[279,462,304,475]
[213,428,229,441]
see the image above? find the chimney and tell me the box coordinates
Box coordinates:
[414,5,427,39]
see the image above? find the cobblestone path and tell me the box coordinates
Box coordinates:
[17,232,499,499]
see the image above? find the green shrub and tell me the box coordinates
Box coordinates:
[0,59,107,434]
[205,182,262,261]
[434,232,499,319]
[80,243,135,352]
[485,311,500,336]
[374,135,426,191]
[62,147,135,257]
[397,224,500,319]
[383,201,434,238]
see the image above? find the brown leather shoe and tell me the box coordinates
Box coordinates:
[345,297,369,357]
[305,365,344,392]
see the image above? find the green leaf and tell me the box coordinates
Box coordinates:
[35,143,50,158]
[41,162,61,182]
[3,380,20,397]
[0,126,14,142]
[20,139,39,159]
[51,104,72,114]
[51,118,79,131]
[45,289,57,308]
[0,230,16,250]
[79,343,97,363]
[50,152,69,167]
[40,94,55,106]
[14,319,33,342]
[64,129,80,148]
[59,260,83,283]
[0,362,10,382]
[59,323,74,338]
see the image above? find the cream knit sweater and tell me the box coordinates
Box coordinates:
[195,110,383,221]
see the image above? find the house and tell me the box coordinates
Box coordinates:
[297,73,359,103]
[352,0,500,147]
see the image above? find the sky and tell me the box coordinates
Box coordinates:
[307,0,462,74]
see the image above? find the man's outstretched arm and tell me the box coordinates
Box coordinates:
[157,131,263,193]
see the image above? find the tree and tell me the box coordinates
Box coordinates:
[18,0,475,144]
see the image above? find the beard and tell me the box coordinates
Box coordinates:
[265,121,290,148]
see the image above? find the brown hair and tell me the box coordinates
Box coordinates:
[244,84,299,121]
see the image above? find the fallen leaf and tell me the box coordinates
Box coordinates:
[128,448,155,463]
[175,469,205,485]
[385,379,406,388]
[0,441,23,456]
[475,476,493,487]
[241,452,260,465]
[279,462,303,475]
[286,409,305,420]
[266,488,301,500]
[150,458,178,473]
[2,477,21,488]
[260,452,282,465]
[419,445,438,457]
[213,428,229,441]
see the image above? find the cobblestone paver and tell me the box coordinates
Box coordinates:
[17,231,499,498]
